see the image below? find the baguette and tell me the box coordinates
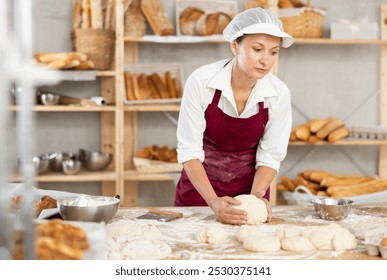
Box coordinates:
[321,176,376,187]
[316,118,344,140]
[307,135,320,144]
[138,74,152,100]
[328,179,387,197]
[141,0,174,36]
[75,60,95,70]
[81,0,91,29]
[124,72,136,100]
[295,124,311,141]
[174,78,182,98]
[308,170,333,183]
[131,74,141,100]
[150,73,169,99]
[148,75,162,99]
[280,176,296,191]
[276,183,289,192]
[35,52,88,63]
[165,71,177,98]
[90,0,103,28]
[72,0,83,30]
[327,127,350,142]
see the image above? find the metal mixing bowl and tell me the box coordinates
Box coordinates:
[79,149,113,171]
[311,198,353,221]
[61,159,82,175]
[57,195,119,223]
[18,154,51,175]
[40,92,60,106]
[49,152,78,172]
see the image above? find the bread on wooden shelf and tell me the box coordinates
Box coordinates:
[141,0,174,36]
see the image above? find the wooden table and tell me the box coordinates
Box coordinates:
[108,204,387,260]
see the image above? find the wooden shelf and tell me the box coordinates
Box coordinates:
[12,170,117,182]
[124,35,387,45]
[96,70,116,77]
[124,170,176,181]
[124,104,180,112]
[289,139,387,146]
[10,105,116,112]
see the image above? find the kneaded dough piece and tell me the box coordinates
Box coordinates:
[196,225,228,244]
[281,236,315,252]
[237,225,261,243]
[243,236,281,252]
[308,223,349,251]
[332,231,357,251]
[233,194,268,225]
[276,225,304,239]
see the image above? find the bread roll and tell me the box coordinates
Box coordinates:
[295,125,311,141]
[309,117,328,133]
[327,127,350,142]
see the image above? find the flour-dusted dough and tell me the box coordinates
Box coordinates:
[281,236,316,252]
[237,225,261,243]
[196,225,228,244]
[233,194,268,225]
[308,223,357,251]
[275,225,304,239]
[243,236,281,252]
[332,231,357,251]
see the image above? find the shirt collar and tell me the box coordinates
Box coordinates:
[207,58,279,106]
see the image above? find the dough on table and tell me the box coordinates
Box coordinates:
[233,194,268,225]
[237,225,261,243]
[243,236,281,252]
[196,225,228,244]
[281,236,316,252]
[276,225,304,239]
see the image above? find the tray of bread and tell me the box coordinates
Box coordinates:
[124,63,184,105]
[133,145,182,173]
[176,0,238,36]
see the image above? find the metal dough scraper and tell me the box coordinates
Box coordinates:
[136,208,183,222]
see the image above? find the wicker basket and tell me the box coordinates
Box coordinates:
[72,28,115,70]
[279,1,326,38]
[133,157,183,173]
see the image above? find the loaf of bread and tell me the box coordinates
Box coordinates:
[150,73,170,99]
[138,74,152,100]
[328,179,387,198]
[72,0,83,29]
[212,12,232,34]
[165,71,177,98]
[280,176,297,191]
[124,72,136,100]
[179,7,205,35]
[90,0,104,28]
[124,0,146,37]
[81,0,91,28]
[295,124,311,141]
[320,176,376,187]
[141,0,174,36]
[309,117,328,133]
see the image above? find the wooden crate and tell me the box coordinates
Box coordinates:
[176,0,238,36]
[123,63,184,105]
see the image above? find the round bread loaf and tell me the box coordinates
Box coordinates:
[179,7,204,35]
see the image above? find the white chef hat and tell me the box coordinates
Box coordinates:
[223,8,294,48]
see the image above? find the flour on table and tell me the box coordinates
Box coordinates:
[233,194,268,225]
[281,236,316,252]
[243,236,281,252]
[196,225,228,244]
[105,220,171,260]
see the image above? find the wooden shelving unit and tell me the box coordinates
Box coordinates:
[24,2,387,207]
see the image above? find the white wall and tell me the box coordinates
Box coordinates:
[31,0,385,205]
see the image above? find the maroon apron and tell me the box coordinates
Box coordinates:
[174,88,269,206]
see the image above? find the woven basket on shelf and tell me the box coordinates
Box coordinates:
[279,0,326,38]
[71,28,115,70]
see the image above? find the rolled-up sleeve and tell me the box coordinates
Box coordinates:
[176,74,207,164]
[256,87,292,173]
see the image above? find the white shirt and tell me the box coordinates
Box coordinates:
[177,58,292,173]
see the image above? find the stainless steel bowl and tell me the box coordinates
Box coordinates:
[311,197,353,221]
[57,195,119,223]
[61,159,82,175]
[18,154,51,175]
[40,93,60,106]
[49,152,78,172]
[79,149,113,171]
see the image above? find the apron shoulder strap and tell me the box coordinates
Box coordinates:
[211,89,222,105]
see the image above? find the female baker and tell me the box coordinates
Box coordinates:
[174,8,294,225]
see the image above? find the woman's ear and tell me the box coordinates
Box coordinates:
[230,41,238,55]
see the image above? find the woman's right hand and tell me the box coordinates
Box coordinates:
[208,196,248,225]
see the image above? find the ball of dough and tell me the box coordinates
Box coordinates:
[243,236,281,252]
[237,225,261,243]
[332,231,357,251]
[281,236,315,252]
[233,194,268,225]
[196,225,228,244]
[276,225,304,239]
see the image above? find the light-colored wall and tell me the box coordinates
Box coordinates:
[31,0,385,205]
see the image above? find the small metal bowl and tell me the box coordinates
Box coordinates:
[40,93,60,106]
[311,197,353,221]
[61,159,82,175]
[57,195,119,223]
[18,154,50,175]
[49,152,78,172]
[79,149,113,171]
